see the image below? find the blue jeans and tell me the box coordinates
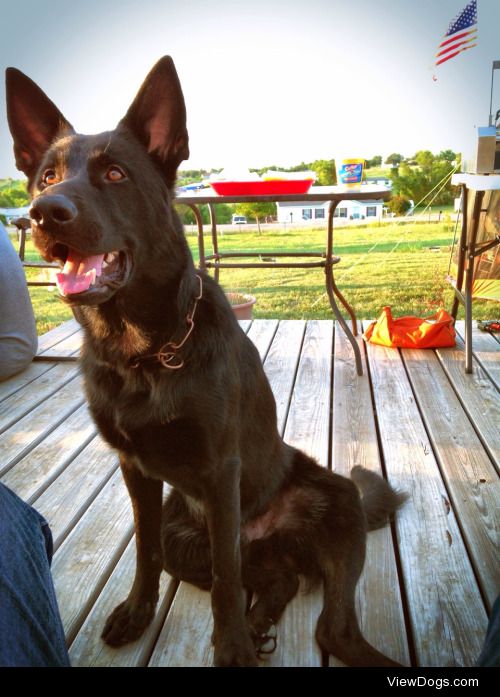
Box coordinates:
[0,483,70,666]
[478,595,500,667]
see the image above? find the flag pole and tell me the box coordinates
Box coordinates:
[489,61,500,126]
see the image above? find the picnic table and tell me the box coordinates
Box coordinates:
[0,317,498,666]
[177,185,391,375]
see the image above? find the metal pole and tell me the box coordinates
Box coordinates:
[488,61,500,126]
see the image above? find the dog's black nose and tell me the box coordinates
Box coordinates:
[29,195,78,229]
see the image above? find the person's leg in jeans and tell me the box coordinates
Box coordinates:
[0,483,70,666]
[478,596,500,667]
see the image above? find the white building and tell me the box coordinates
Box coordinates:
[276,186,387,223]
[0,206,30,223]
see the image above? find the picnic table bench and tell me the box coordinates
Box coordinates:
[0,318,498,666]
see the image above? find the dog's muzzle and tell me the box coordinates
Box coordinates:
[29,194,132,305]
[29,194,78,231]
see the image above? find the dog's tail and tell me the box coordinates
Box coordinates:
[350,466,407,531]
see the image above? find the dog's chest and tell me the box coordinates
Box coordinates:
[87,367,208,496]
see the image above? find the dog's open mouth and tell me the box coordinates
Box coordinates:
[51,244,131,302]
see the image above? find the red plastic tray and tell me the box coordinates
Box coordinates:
[210,179,314,196]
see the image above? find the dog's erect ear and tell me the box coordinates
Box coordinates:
[5,68,74,181]
[120,56,189,186]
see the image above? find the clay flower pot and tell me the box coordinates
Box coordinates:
[225,292,257,320]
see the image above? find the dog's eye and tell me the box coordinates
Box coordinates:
[105,165,126,182]
[42,169,59,186]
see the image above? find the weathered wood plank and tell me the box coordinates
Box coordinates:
[364,326,488,667]
[52,468,134,645]
[36,318,81,352]
[69,537,177,667]
[263,320,306,433]
[148,583,214,667]
[35,436,118,550]
[0,361,56,402]
[1,403,95,502]
[0,363,80,434]
[455,320,500,352]
[266,320,333,667]
[332,326,410,666]
[402,347,500,609]
[0,375,85,477]
[283,320,332,465]
[454,321,500,388]
[37,328,83,359]
[435,341,500,470]
[247,319,279,362]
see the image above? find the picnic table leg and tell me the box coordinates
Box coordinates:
[208,203,220,284]
[451,185,468,321]
[464,190,484,373]
[325,201,363,376]
[185,203,206,271]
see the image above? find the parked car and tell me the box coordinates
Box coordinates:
[232,215,247,224]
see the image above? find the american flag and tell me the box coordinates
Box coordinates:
[435,0,478,67]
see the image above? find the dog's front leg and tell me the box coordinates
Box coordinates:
[204,456,257,667]
[102,454,163,646]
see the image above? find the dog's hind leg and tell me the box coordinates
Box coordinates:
[314,480,401,667]
[316,554,401,667]
[243,561,300,655]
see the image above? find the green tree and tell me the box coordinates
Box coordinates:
[175,202,233,226]
[387,195,412,216]
[391,154,456,206]
[235,202,276,233]
[414,150,435,171]
[438,149,457,163]
[310,159,336,185]
[366,155,382,168]
[385,153,404,167]
[0,178,30,207]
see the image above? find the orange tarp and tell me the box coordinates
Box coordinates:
[363,307,456,349]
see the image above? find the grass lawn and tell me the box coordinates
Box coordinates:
[14,218,498,335]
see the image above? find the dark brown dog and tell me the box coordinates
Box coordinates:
[6,57,406,667]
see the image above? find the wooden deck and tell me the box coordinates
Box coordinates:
[0,318,498,667]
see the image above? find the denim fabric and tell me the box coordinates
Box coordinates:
[478,595,500,667]
[0,483,70,667]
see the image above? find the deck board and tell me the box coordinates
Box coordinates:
[0,375,85,476]
[363,327,489,667]
[34,436,119,551]
[435,340,500,470]
[36,318,81,352]
[332,329,410,667]
[69,538,177,667]
[1,318,497,668]
[0,363,80,433]
[454,321,500,387]
[51,468,134,644]
[1,403,95,503]
[402,348,499,609]
[268,320,333,667]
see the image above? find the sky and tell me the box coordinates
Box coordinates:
[0,0,499,178]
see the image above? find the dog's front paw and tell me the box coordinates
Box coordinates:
[102,598,155,647]
[214,633,259,667]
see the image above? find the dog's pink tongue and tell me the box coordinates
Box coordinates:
[56,250,104,296]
